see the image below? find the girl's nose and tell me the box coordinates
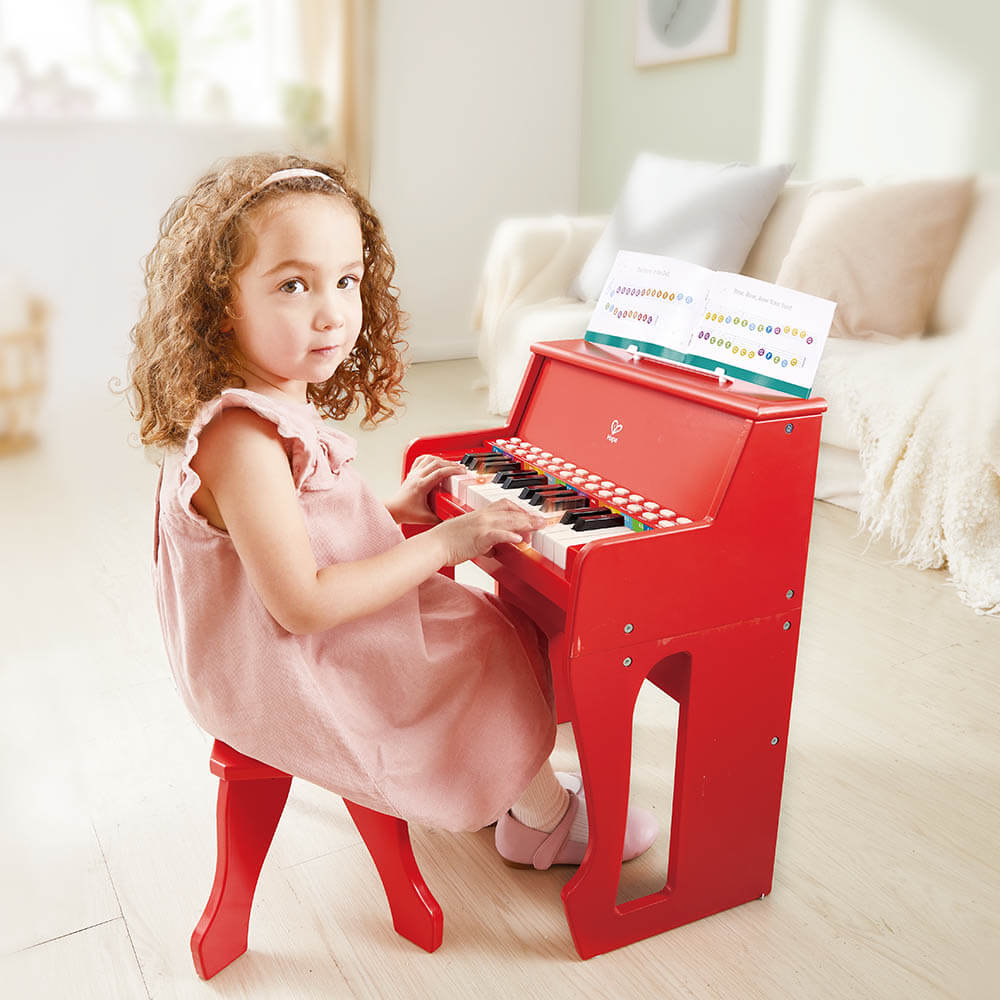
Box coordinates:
[314,294,345,330]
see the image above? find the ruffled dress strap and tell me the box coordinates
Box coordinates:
[169,388,357,532]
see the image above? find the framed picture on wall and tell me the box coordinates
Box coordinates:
[634,0,739,68]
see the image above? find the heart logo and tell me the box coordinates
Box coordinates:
[610,420,623,435]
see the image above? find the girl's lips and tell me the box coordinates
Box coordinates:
[311,346,338,354]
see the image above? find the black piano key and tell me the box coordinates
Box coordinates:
[560,505,611,525]
[497,472,545,488]
[518,484,545,498]
[461,451,495,468]
[522,484,571,500]
[530,489,576,507]
[472,459,520,474]
[572,513,626,531]
[541,494,590,512]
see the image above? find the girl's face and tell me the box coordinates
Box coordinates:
[223,192,365,401]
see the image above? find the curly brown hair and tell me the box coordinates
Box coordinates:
[125,152,407,448]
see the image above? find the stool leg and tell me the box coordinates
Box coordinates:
[343,799,443,952]
[191,772,292,980]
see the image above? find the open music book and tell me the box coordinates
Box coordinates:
[585,251,836,398]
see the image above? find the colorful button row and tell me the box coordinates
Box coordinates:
[606,303,656,323]
[703,312,814,343]
[696,332,801,366]
[617,286,694,304]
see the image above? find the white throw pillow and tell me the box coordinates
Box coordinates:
[571,154,793,302]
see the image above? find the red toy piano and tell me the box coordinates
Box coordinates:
[404,337,826,959]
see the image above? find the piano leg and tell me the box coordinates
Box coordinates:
[561,613,799,959]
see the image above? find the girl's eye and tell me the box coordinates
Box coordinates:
[280,278,307,293]
[338,275,361,290]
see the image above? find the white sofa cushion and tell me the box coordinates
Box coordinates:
[930,175,1000,333]
[742,178,861,283]
[570,153,793,302]
[776,177,974,341]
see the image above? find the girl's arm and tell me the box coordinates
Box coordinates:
[191,408,542,635]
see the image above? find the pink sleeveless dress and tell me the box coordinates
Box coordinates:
[153,388,555,831]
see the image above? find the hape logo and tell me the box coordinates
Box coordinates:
[607,418,623,444]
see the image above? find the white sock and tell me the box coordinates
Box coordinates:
[556,772,590,845]
[510,761,570,833]
[568,788,589,845]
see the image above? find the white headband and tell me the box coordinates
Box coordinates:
[232,167,344,214]
[255,167,343,191]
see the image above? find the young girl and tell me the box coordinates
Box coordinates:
[127,152,657,869]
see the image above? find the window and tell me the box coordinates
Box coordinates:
[0,0,301,124]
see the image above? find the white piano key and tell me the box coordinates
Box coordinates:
[549,525,634,568]
[528,522,572,562]
[444,473,478,501]
[465,482,507,509]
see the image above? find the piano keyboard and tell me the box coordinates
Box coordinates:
[439,437,693,570]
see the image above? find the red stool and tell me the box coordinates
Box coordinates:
[191,739,443,979]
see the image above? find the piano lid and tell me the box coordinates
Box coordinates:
[508,339,827,521]
[523,340,828,421]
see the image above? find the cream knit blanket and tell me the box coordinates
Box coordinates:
[814,269,1000,615]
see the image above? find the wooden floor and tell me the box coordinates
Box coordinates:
[1,359,997,999]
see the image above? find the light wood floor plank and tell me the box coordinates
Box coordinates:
[1,920,148,1000]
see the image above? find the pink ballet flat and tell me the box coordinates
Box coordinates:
[495,772,659,870]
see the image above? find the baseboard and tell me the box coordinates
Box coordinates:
[405,338,476,363]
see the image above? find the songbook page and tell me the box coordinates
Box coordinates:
[585,251,836,398]
[585,251,715,366]
[690,272,836,396]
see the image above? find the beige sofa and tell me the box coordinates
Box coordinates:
[474,176,1000,512]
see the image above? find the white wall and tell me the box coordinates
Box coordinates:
[0,121,285,413]
[581,0,1000,210]
[371,0,584,360]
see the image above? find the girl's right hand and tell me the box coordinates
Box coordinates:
[433,500,548,566]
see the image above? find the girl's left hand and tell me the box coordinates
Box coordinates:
[386,454,467,524]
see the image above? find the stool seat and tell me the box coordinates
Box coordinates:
[191,739,443,980]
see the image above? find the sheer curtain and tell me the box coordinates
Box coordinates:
[297,0,373,193]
